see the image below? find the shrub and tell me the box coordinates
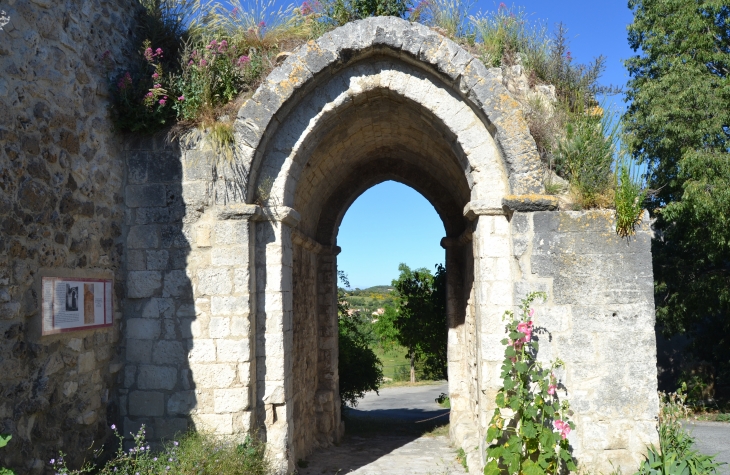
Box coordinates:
[553,108,618,208]
[323,0,409,26]
[635,387,722,475]
[50,425,270,475]
[484,292,577,475]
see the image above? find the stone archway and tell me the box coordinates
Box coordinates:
[146,15,664,475]
[232,17,543,472]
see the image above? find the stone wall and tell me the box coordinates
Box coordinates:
[508,210,659,472]
[0,0,139,471]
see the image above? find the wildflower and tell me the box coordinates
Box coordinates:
[50,459,55,465]
[155,47,163,57]
[218,40,228,53]
[111,424,116,430]
[516,321,533,343]
[152,72,159,79]
[566,51,572,61]
[548,384,557,395]
[554,420,571,439]
[154,458,158,462]
[499,2,506,8]
[159,99,166,105]
[146,92,153,98]
[174,441,179,446]
[301,1,312,15]
[201,59,208,67]
[259,21,266,27]
[529,308,535,317]
[169,458,173,462]
[144,47,154,61]
[231,6,238,17]
[153,83,161,89]
[178,95,185,101]
[237,55,250,66]
[188,60,194,66]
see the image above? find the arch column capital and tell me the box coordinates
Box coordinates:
[255,206,301,228]
[463,200,507,220]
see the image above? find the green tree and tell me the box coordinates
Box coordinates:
[337,272,384,407]
[374,264,447,383]
[324,0,409,25]
[623,0,730,396]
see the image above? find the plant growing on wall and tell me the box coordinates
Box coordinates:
[484,292,577,475]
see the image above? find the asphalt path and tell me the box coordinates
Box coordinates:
[347,381,450,422]
[683,421,730,474]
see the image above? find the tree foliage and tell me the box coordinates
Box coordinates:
[623,0,730,395]
[337,272,384,407]
[374,264,447,382]
[323,0,409,25]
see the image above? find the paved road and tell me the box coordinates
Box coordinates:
[297,382,466,474]
[683,421,730,474]
[347,382,450,422]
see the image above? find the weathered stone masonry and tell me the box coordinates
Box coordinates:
[1,12,658,475]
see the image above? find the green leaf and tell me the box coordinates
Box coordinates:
[496,392,506,408]
[484,461,500,475]
[515,362,528,373]
[505,346,516,357]
[0,435,10,449]
[486,426,501,442]
[522,460,545,475]
[522,422,538,439]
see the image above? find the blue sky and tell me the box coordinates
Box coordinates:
[339,2,637,289]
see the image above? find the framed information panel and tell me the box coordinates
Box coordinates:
[42,277,113,335]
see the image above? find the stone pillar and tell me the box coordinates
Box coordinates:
[254,206,300,474]
[465,203,515,472]
[315,246,342,445]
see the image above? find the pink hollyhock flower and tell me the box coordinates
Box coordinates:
[529,308,535,317]
[516,321,533,342]
[548,384,557,395]
[554,420,571,439]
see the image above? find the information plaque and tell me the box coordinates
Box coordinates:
[42,277,113,335]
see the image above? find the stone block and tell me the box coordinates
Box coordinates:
[77,350,96,373]
[197,268,233,296]
[154,417,189,440]
[126,184,166,208]
[189,364,237,388]
[153,340,186,365]
[129,391,165,416]
[142,298,174,319]
[127,271,162,298]
[209,317,230,338]
[137,365,177,390]
[146,250,169,270]
[188,339,217,363]
[126,339,153,363]
[124,365,137,388]
[163,270,191,298]
[127,250,146,270]
[126,319,161,340]
[212,247,248,266]
[216,337,251,363]
[214,388,249,413]
[214,221,249,245]
[211,296,249,316]
[230,315,250,336]
[167,391,196,415]
[193,413,233,434]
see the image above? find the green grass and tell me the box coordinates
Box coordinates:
[373,343,416,382]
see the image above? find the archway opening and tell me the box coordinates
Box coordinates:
[335,180,451,439]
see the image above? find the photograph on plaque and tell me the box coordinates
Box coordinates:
[42,277,113,335]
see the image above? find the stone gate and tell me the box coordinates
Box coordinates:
[0,9,658,475]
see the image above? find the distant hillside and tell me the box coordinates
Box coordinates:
[341,285,395,314]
